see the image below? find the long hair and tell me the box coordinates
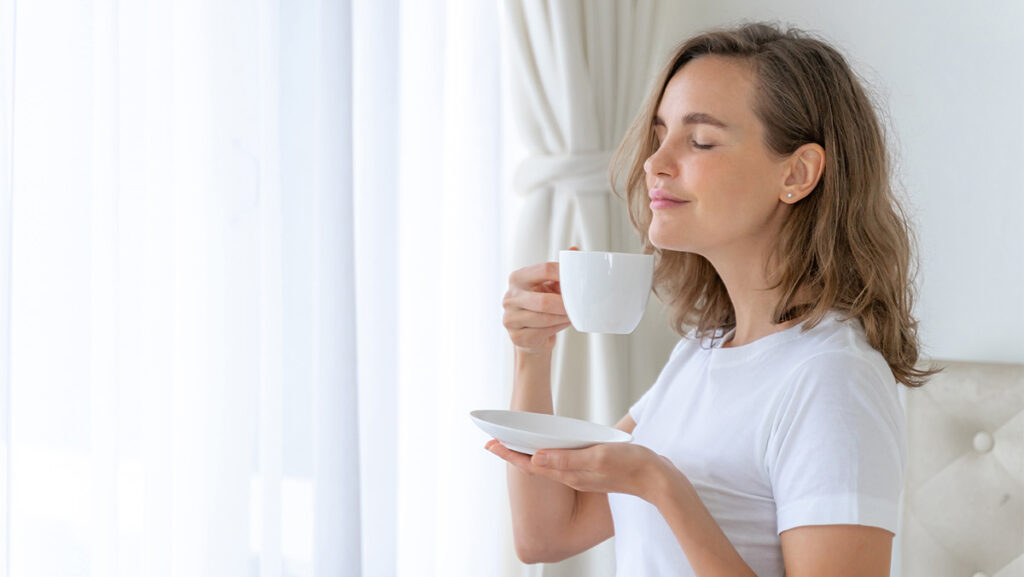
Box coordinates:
[611,22,936,387]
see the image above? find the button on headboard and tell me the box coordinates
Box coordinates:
[901,361,1024,577]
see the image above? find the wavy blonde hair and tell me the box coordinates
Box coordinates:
[611,22,936,387]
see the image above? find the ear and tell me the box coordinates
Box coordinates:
[780,143,825,204]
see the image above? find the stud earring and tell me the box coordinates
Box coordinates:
[787,193,793,198]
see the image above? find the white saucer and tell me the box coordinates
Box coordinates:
[470,409,632,455]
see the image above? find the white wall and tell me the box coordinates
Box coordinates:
[666,0,1024,363]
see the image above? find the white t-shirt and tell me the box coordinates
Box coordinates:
[607,311,906,577]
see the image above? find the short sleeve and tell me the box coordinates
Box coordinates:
[766,352,906,535]
[628,385,653,423]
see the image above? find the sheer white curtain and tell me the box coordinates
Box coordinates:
[0,0,506,576]
[0,0,12,571]
[392,0,507,574]
[366,0,508,575]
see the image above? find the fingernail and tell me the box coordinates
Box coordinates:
[533,454,549,466]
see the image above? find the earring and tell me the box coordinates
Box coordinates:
[787,193,793,198]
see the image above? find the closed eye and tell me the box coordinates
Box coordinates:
[652,129,715,150]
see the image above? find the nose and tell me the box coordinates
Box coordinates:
[644,143,676,179]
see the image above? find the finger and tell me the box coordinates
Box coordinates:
[503,308,569,329]
[517,291,567,316]
[536,280,561,294]
[487,444,597,489]
[523,461,586,490]
[508,262,559,288]
[504,284,568,316]
[532,447,595,471]
[509,326,571,347]
[485,440,535,469]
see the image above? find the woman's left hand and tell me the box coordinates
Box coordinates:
[485,439,675,503]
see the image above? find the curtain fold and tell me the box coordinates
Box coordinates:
[352,0,399,575]
[256,2,284,575]
[0,0,13,573]
[502,1,685,575]
[313,0,359,575]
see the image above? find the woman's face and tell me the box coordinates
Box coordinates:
[645,55,791,261]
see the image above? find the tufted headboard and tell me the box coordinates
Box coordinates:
[899,361,1024,577]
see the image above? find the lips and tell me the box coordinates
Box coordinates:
[649,188,690,210]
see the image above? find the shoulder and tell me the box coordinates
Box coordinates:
[786,312,895,391]
[773,315,902,425]
[789,349,893,394]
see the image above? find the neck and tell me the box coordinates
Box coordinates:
[704,244,802,349]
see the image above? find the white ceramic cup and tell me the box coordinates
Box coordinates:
[558,250,654,334]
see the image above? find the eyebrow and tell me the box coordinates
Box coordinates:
[653,112,730,130]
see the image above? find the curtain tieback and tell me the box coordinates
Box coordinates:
[512,151,614,196]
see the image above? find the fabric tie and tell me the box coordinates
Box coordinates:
[512,151,614,197]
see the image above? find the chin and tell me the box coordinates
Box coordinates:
[649,220,685,252]
[649,215,715,256]
[649,232,704,257]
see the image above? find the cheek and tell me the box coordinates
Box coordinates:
[697,158,747,200]
[700,157,778,218]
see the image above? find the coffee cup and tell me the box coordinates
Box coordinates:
[558,250,654,334]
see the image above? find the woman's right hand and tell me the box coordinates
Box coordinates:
[502,262,573,355]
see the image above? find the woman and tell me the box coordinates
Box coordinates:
[488,22,936,577]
